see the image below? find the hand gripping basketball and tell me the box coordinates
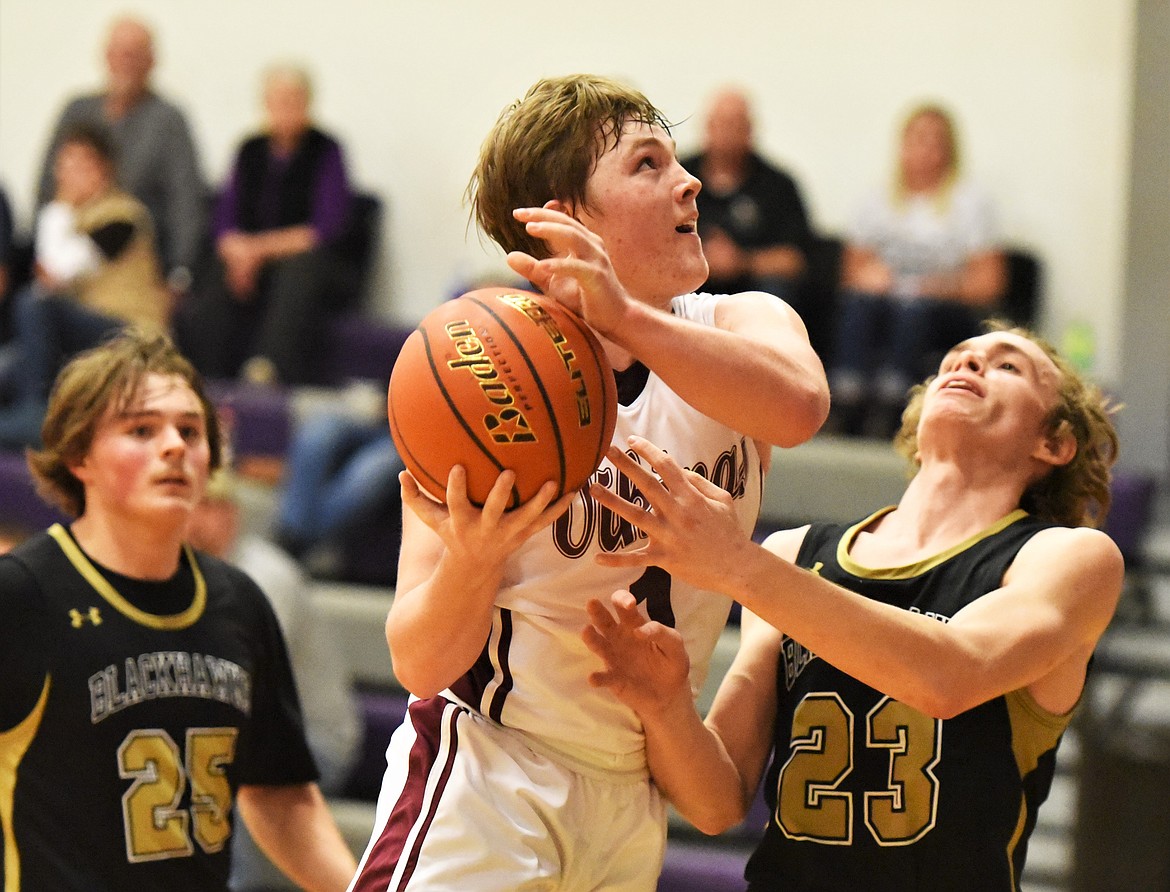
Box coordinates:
[388,287,618,508]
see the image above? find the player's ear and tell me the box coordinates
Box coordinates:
[544,198,575,219]
[1035,418,1077,468]
[66,457,95,492]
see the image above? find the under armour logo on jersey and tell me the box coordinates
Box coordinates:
[69,606,103,628]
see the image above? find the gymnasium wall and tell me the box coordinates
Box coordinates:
[0,0,1137,387]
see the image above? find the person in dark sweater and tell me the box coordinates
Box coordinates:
[177,63,356,385]
[679,86,813,305]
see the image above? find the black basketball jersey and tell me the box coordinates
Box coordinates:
[0,524,316,892]
[745,508,1070,892]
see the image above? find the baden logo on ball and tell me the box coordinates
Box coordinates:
[388,287,618,508]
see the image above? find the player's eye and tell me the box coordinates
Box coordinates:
[637,155,657,170]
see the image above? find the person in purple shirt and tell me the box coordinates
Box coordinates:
[176,63,356,385]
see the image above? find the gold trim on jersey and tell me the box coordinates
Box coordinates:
[1002,686,1074,891]
[835,508,1030,580]
[47,524,206,630]
[1,675,50,892]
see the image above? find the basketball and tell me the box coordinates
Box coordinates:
[387,287,619,508]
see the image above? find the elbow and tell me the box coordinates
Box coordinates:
[906,674,984,721]
[389,658,443,701]
[913,690,964,721]
[386,627,447,700]
[389,652,456,701]
[774,381,831,447]
[672,787,755,837]
[692,808,747,837]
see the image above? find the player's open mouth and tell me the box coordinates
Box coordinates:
[675,222,696,234]
[939,376,982,397]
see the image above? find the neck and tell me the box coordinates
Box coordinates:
[703,151,749,191]
[270,129,305,157]
[70,512,185,580]
[105,87,146,120]
[903,169,946,194]
[879,458,1027,551]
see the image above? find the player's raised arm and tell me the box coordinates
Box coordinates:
[508,146,828,449]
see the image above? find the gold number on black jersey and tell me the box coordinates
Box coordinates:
[118,727,238,862]
[776,693,940,846]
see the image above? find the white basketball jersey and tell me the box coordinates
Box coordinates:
[444,293,764,772]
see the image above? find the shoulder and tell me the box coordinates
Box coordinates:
[308,126,342,150]
[0,551,40,595]
[748,152,797,185]
[79,189,148,228]
[238,132,270,156]
[192,548,275,614]
[143,91,191,122]
[0,535,57,613]
[675,290,791,325]
[1014,524,1123,574]
[37,200,75,229]
[670,291,720,323]
[58,93,102,119]
[950,178,996,211]
[711,288,807,336]
[761,525,812,563]
[1004,525,1125,620]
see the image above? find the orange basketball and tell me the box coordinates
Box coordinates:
[387,287,618,508]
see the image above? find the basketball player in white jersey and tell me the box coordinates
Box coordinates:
[348,74,829,891]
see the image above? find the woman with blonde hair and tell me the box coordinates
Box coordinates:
[827,103,1008,438]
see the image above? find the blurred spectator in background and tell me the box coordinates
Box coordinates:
[186,466,362,890]
[0,522,33,554]
[827,102,1007,439]
[0,181,21,402]
[680,86,813,306]
[35,14,205,298]
[176,63,357,386]
[272,409,403,581]
[0,124,168,448]
[0,183,16,344]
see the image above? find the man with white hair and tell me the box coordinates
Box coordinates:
[35,14,206,296]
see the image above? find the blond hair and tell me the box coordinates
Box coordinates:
[893,321,1119,528]
[467,74,670,259]
[893,102,961,211]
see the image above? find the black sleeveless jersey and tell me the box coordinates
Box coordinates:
[745,509,1071,892]
[0,525,316,892]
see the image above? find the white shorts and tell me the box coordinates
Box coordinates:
[348,695,667,892]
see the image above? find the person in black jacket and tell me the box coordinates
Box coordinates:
[177,63,356,385]
[680,86,813,305]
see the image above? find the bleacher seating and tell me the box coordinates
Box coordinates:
[0,449,67,533]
